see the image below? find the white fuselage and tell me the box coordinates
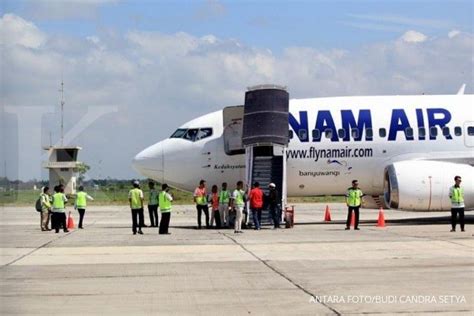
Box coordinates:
[133,95,474,208]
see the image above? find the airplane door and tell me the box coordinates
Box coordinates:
[464,121,474,147]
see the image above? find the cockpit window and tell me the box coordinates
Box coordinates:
[183,129,199,141]
[170,128,213,142]
[196,128,213,140]
[170,129,187,138]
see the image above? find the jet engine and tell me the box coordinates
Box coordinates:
[384,161,473,211]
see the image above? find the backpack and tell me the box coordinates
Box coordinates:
[35,197,42,212]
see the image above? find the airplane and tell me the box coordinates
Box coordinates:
[132,88,474,211]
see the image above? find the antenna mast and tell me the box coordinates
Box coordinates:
[59,79,65,146]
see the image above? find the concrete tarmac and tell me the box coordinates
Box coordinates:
[0,204,472,315]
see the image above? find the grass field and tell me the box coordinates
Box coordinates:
[0,189,345,206]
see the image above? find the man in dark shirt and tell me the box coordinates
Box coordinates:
[268,183,280,229]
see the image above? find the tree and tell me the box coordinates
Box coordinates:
[76,162,91,184]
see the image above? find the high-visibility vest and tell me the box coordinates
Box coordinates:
[76,192,87,208]
[233,189,245,207]
[149,189,158,206]
[347,188,363,207]
[52,193,65,209]
[450,186,464,203]
[219,190,230,204]
[195,188,207,205]
[129,188,143,209]
[159,191,172,212]
[40,193,51,210]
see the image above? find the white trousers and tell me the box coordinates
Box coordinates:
[219,203,229,225]
[234,206,243,232]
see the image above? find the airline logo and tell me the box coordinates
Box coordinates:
[289,108,452,142]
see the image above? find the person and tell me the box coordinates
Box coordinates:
[194,180,209,229]
[159,183,173,234]
[148,181,159,227]
[231,181,245,234]
[268,183,280,229]
[449,176,465,232]
[51,185,69,233]
[74,186,94,229]
[209,185,221,228]
[129,180,144,235]
[345,180,364,230]
[39,186,51,231]
[219,182,230,227]
[249,182,264,230]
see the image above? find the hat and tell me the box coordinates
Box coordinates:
[269,183,276,188]
[133,180,140,185]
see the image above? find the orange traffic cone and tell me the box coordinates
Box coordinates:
[376,208,386,228]
[350,212,355,227]
[324,205,332,221]
[67,212,75,229]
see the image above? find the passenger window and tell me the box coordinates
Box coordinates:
[468,126,474,136]
[312,129,320,141]
[442,127,450,137]
[324,129,333,139]
[430,126,438,137]
[405,127,414,138]
[170,128,187,138]
[196,128,213,141]
[366,128,373,140]
[338,129,345,139]
[418,127,426,138]
[298,129,308,141]
[351,128,359,139]
[379,128,387,138]
[183,129,199,141]
[454,126,462,136]
[289,130,294,139]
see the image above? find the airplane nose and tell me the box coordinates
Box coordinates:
[132,142,164,179]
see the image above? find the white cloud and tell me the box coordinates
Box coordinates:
[2,14,473,180]
[0,13,46,48]
[400,30,428,43]
[448,29,461,38]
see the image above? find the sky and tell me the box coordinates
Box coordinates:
[1,0,473,181]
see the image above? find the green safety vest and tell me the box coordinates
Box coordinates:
[347,188,363,207]
[219,190,230,204]
[159,191,172,212]
[130,188,143,209]
[451,187,464,203]
[76,192,87,208]
[40,193,51,210]
[52,193,65,209]
[196,188,207,205]
[149,189,158,206]
[233,189,245,207]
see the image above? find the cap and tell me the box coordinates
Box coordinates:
[133,180,140,185]
[269,183,276,188]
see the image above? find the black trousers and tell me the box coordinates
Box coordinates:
[52,212,67,233]
[196,204,210,228]
[269,204,280,228]
[131,208,144,233]
[451,208,465,230]
[346,206,360,229]
[77,209,85,228]
[148,205,159,227]
[212,210,222,229]
[159,212,171,234]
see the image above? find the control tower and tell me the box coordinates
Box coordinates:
[43,146,82,195]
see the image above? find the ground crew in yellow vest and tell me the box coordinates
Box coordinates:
[219,182,230,227]
[345,180,364,230]
[449,176,465,232]
[159,183,173,235]
[193,179,209,229]
[74,186,94,229]
[148,181,159,227]
[128,180,144,235]
[51,185,69,233]
[231,181,246,234]
[39,186,52,231]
